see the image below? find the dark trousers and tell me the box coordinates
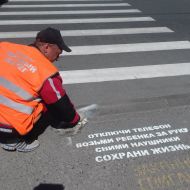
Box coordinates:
[0,111,60,143]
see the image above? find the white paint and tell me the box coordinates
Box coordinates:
[168,128,188,135]
[0,9,141,16]
[75,123,190,162]
[60,62,190,84]
[115,133,155,142]
[10,0,123,1]
[132,124,171,133]
[88,130,131,139]
[155,131,168,137]
[126,150,150,158]
[77,104,98,118]
[78,104,98,112]
[95,150,150,162]
[0,17,154,25]
[151,144,190,154]
[61,27,173,36]
[130,136,180,147]
[87,125,170,139]
[66,137,73,146]
[95,143,129,152]
[75,138,114,148]
[63,41,190,56]
[2,3,130,8]
[74,123,190,162]
[0,27,172,39]
[95,152,125,162]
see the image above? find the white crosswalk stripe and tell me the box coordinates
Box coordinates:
[9,0,123,1]
[0,0,190,84]
[60,63,190,84]
[0,9,141,16]
[1,3,130,8]
[0,27,173,39]
[63,41,190,56]
[0,17,155,25]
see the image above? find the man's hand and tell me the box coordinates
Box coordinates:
[54,104,98,137]
[73,115,88,135]
[55,112,88,136]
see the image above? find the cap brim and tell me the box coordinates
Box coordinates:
[61,42,72,52]
[63,46,72,52]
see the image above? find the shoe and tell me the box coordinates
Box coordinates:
[56,117,88,136]
[1,138,40,152]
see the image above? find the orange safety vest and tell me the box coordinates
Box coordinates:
[0,42,58,135]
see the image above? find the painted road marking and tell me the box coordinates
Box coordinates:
[0,9,141,16]
[0,27,173,39]
[59,63,190,84]
[0,17,154,25]
[78,104,98,118]
[9,0,122,1]
[63,41,190,56]
[1,3,130,8]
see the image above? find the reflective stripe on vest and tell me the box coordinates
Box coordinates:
[0,77,42,103]
[0,77,32,100]
[0,95,33,114]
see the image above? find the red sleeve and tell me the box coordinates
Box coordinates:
[40,74,65,104]
[40,74,80,125]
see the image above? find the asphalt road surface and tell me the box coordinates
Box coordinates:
[1,0,190,190]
